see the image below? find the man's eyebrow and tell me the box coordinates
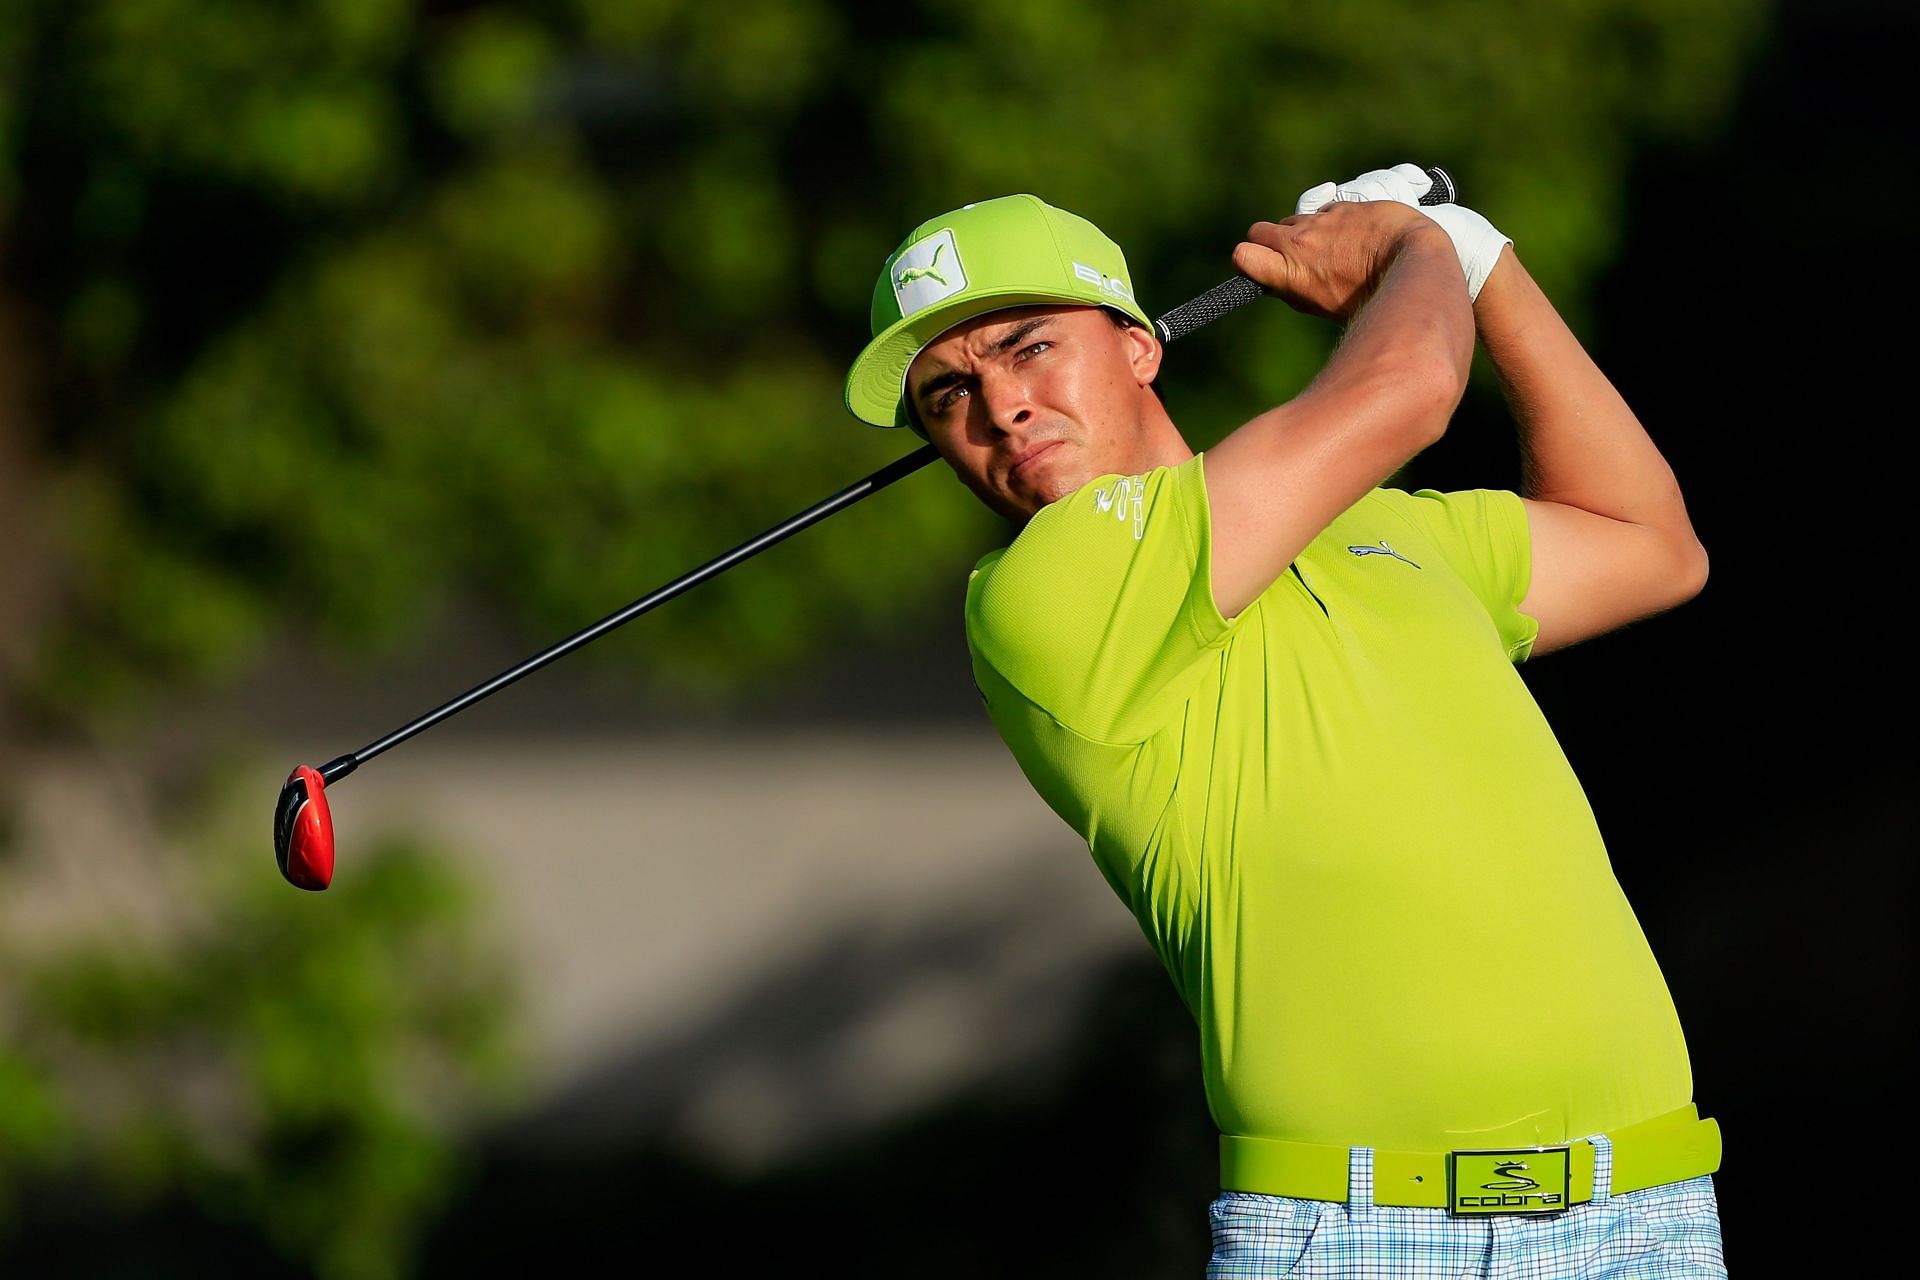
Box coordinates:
[911,367,967,408]
[985,315,1058,358]
[910,316,1058,405]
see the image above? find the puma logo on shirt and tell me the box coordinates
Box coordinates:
[1348,539,1421,569]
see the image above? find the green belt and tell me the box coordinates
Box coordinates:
[1219,1105,1721,1213]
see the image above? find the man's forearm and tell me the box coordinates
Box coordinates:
[1340,225,1477,401]
[1474,251,1706,559]
[1294,225,1476,451]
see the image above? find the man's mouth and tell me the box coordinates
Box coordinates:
[1011,441,1062,476]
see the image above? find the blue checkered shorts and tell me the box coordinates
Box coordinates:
[1207,1133,1725,1278]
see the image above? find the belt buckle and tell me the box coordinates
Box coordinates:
[1446,1145,1572,1217]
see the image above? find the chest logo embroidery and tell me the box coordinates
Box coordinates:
[1347,539,1421,569]
[1091,475,1147,541]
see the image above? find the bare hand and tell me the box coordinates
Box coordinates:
[1231,201,1439,322]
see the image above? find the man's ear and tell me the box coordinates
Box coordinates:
[1121,317,1163,388]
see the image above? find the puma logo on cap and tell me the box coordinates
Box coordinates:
[891,230,968,316]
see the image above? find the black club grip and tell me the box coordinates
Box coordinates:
[1152,166,1456,345]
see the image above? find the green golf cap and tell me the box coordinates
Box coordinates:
[844,194,1151,431]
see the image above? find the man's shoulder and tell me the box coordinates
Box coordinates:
[968,545,1007,583]
[973,457,1202,573]
[964,460,1192,630]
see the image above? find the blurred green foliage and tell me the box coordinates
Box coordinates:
[0,0,1768,730]
[0,818,523,1277]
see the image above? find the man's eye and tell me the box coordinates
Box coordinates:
[1018,341,1052,359]
[934,386,967,414]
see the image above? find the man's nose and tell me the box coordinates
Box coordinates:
[976,366,1035,430]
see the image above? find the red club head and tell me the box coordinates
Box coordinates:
[275,764,335,890]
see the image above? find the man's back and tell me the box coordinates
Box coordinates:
[965,453,1693,1152]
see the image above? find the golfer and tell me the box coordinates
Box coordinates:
[843,166,1724,1278]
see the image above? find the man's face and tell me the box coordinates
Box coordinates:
[906,304,1162,523]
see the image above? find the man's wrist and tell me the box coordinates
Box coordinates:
[1382,222,1469,301]
[1388,221,1454,263]
[1470,245,1524,330]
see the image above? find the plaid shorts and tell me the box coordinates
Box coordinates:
[1207,1134,1725,1279]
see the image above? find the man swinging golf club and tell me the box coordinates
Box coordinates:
[842,167,1725,1277]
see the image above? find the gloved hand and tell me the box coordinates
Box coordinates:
[1295,163,1512,302]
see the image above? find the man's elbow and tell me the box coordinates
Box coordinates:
[1370,352,1465,447]
[1413,354,1468,445]
[1667,538,1710,605]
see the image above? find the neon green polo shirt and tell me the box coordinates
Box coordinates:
[964,451,1694,1153]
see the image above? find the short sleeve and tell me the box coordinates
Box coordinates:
[1373,486,1541,663]
[965,452,1240,744]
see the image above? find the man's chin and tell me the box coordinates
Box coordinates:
[1038,462,1095,506]
[997,445,1091,518]
[1017,449,1087,496]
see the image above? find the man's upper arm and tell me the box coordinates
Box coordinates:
[1204,354,1459,620]
[1517,497,1710,658]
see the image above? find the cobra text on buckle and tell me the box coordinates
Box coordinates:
[1446,1146,1573,1217]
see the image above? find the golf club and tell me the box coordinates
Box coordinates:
[274,166,1459,890]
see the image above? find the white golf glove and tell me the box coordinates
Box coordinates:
[1296,162,1512,302]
